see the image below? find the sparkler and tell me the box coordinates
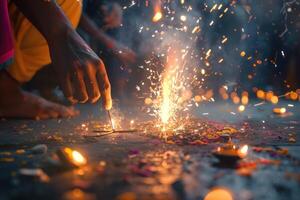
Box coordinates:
[138,2,205,133]
[89,110,140,137]
[133,0,299,137]
[107,110,115,131]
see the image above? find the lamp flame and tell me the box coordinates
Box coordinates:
[72,150,87,166]
[63,148,87,166]
[238,145,248,158]
[152,0,163,22]
[153,11,163,22]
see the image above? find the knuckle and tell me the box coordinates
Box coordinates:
[104,83,111,91]
[95,58,105,68]
[79,96,89,103]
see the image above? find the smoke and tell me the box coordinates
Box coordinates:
[117,0,299,97]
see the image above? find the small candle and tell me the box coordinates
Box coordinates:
[273,107,286,115]
[214,143,248,162]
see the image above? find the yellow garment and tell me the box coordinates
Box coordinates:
[7,0,82,83]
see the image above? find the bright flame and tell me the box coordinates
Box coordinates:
[64,148,87,166]
[238,145,248,158]
[180,15,187,22]
[72,151,87,166]
[152,0,163,22]
[273,107,286,114]
[138,1,206,133]
[111,119,116,130]
[153,11,162,22]
[159,50,185,127]
[238,105,245,112]
[160,73,173,124]
[280,107,286,113]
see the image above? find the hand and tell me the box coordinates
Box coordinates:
[49,30,112,110]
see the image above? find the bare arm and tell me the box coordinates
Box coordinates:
[12,0,72,44]
[79,14,136,64]
[12,0,112,110]
[79,14,116,49]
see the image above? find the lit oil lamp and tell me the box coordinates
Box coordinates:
[57,147,87,168]
[273,107,286,115]
[213,143,248,164]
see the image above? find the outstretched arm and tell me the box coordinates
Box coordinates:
[79,14,136,64]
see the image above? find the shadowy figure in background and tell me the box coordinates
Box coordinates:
[28,0,137,103]
[82,1,137,101]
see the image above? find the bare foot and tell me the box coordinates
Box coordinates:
[0,70,79,119]
[26,64,64,104]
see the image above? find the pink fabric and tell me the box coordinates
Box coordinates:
[0,0,14,64]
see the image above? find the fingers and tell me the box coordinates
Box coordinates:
[61,59,111,107]
[96,59,112,110]
[38,105,79,119]
[72,67,89,103]
[60,73,77,104]
[84,62,101,103]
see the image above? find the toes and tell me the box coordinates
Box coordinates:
[35,112,51,120]
[1,90,79,120]
[46,109,60,118]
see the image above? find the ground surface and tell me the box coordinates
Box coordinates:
[0,100,299,200]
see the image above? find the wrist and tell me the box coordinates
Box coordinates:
[46,24,73,45]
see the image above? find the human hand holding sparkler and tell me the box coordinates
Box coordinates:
[50,30,112,110]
